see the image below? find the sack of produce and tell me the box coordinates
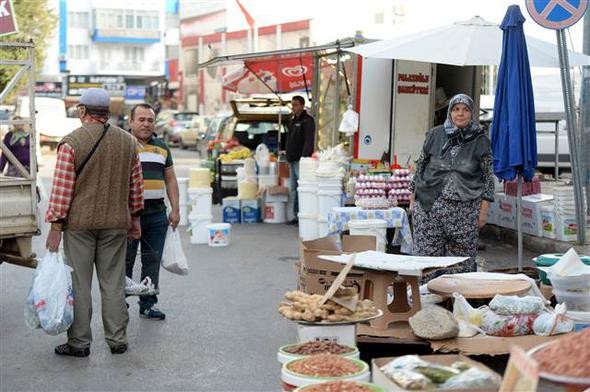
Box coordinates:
[452,293,483,337]
[440,367,500,389]
[489,294,546,315]
[532,303,575,336]
[480,306,538,336]
[409,305,459,340]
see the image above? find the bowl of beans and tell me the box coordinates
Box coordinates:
[294,380,387,392]
[278,342,359,364]
[281,354,370,391]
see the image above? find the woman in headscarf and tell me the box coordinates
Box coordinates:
[0,116,31,177]
[409,93,495,280]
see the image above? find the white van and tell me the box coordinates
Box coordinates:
[15,97,81,149]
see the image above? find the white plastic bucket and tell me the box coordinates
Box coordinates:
[188,168,211,189]
[349,219,388,252]
[188,187,213,216]
[318,218,329,238]
[264,202,287,223]
[258,174,278,188]
[179,203,189,226]
[189,214,212,244]
[177,177,189,204]
[299,158,318,182]
[298,213,318,241]
[297,180,318,216]
[281,358,370,391]
[317,190,342,221]
[207,223,231,247]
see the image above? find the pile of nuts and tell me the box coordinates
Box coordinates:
[278,290,379,323]
[300,381,374,392]
[286,354,362,377]
[283,341,355,355]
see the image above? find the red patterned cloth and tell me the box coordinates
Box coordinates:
[46,143,144,223]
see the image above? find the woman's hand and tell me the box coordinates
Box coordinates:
[478,200,490,228]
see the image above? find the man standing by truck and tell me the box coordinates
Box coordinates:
[285,95,315,225]
[45,88,144,357]
[126,103,179,321]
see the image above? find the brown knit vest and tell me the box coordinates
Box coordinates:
[61,123,138,230]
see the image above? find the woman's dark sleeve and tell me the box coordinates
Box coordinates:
[480,153,495,202]
[409,130,432,193]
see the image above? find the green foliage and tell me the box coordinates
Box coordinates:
[0,0,58,102]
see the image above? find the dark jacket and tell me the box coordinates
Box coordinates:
[285,110,315,162]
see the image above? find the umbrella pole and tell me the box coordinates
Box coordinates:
[517,174,523,272]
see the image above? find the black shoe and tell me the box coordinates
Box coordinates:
[110,343,128,354]
[140,307,166,320]
[286,219,299,226]
[54,343,90,357]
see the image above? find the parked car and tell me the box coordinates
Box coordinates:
[178,115,212,150]
[162,111,199,147]
[154,109,178,136]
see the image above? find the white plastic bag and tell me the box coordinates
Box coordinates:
[533,304,575,336]
[338,105,359,136]
[25,252,74,335]
[452,293,483,337]
[161,227,189,275]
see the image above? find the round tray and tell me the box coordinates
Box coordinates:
[290,309,384,326]
[528,340,590,387]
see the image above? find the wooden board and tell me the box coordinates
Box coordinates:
[427,276,531,299]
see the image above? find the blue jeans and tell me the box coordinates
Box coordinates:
[125,211,168,309]
[289,161,300,217]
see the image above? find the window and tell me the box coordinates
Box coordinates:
[68,12,89,29]
[126,13,134,28]
[124,47,145,63]
[116,14,123,28]
[184,49,198,75]
[374,10,384,24]
[68,45,89,60]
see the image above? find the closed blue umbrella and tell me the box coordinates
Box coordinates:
[491,5,537,271]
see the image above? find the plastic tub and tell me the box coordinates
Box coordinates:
[553,288,590,312]
[207,223,231,247]
[188,168,211,188]
[317,190,342,221]
[549,273,590,291]
[298,213,319,241]
[277,344,359,365]
[189,215,212,244]
[264,202,287,223]
[294,382,387,392]
[188,187,213,216]
[258,174,278,188]
[299,158,319,182]
[298,181,318,216]
[177,177,189,204]
[535,254,590,285]
[567,310,590,331]
[281,357,370,391]
[349,219,388,253]
[317,218,329,238]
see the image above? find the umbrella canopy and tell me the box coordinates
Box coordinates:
[347,16,590,67]
[491,5,537,182]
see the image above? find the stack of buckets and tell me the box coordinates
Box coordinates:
[177,177,189,226]
[260,172,287,223]
[553,185,588,242]
[297,158,343,240]
[188,168,213,244]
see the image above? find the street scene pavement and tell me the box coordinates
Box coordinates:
[0,148,537,392]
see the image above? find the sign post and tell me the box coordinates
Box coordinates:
[526,0,589,245]
[0,0,18,37]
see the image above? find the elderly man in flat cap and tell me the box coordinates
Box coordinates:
[45,88,144,357]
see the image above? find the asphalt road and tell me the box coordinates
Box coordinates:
[1,148,535,391]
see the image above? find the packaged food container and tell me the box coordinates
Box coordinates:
[281,356,370,392]
[294,381,387,392]
[549,273,590,291]
[534,254,590,285]
[553,288,590,312]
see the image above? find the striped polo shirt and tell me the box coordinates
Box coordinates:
[138,136,173,215]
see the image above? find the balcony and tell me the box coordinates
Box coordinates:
[92,29,161,44]
[96,60,163,75]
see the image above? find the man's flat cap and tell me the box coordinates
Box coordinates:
[79,88,110,108]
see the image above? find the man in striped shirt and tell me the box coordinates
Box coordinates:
[126,103,179,321]
[45,88,143,357]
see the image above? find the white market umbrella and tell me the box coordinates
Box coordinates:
[348,16,590,67]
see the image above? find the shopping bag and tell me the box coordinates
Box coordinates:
[24,252,74,335]
[161,227,189,275]
[452,292,483,337]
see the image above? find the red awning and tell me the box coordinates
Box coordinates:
[222,53,313,94]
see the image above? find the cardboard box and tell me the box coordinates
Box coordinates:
[541,205,557,239]
[520,194,553,237]
[240,199,260,223]
[372,355,502,391]
[296,324,357,346]
[299,235,376,296]
[496,193,516,230]
[222,197,240,224]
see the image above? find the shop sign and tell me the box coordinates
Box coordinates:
[0,0,18,37]
[125,85,146,100]
[67,75,126,97]
[35,82,63,98]
[397,73,429,95]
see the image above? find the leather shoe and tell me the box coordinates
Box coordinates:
[110,343,128,354]
[54,343,90,357]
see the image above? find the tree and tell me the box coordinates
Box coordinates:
[0,0,58,102]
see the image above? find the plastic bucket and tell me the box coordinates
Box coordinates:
[258,174,278,188]
[553,288,590,312]
[535,254,590,285]
[281,358,370,391]
[189,214,212,244]
[349,219,388,253]
[317,190,342,221]
[298,213,318,241]
[179,203,189,226]
[264,202,287,223]
[207,223,231,247]
[189,168,211,189]
[298,181,318,216]
[277,344,359,365]
[299,158,318,182]
[188,187,213,216]
[318,218,329,238]
[177,177,189,204]
[567,310,590,331]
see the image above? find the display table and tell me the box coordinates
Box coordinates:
[327,207,413,254]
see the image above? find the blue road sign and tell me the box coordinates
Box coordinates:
[526,0,588,29]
